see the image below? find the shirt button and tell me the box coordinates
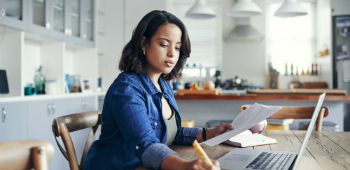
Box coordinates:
[136,146,139,150]
[155,122,157,126]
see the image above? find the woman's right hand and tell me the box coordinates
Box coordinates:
[184,159,220,170]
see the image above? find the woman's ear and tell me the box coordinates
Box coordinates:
[140,37,146,51]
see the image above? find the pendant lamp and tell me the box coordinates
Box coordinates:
[274,0,308,17]
[227,0,262,18]
[185,0,216,19]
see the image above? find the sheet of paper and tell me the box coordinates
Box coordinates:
[202,103,282,146]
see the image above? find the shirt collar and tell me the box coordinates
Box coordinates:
[137,70,170,95]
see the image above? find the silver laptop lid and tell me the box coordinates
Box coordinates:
[291,93,326,170]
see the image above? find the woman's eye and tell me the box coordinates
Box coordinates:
[175,47,180,51]
[160,44,168,47]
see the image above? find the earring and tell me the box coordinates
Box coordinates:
[143,50,146,55]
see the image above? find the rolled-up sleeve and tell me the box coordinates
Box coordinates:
[111,80,175,169]
[182,127,201,145]
[141,143,179,169]
[172,126,201,145]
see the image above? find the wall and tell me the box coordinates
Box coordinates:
[99,0,173,91]
[222,0,267,87]
[124,0,173,45]
[0,27,22,97]
[316,0,332,88]
[98,0,124,91]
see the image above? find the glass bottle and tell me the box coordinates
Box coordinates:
[34,66,46,94]
[214,70,221,88]
[291,63,294,75]
[296,65,299,76]
[285,62,288,75]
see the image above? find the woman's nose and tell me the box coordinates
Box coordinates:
[167,47,175,57]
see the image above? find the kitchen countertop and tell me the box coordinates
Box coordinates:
[174,94,350,101]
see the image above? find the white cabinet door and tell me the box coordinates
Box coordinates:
[0,102,28,142]
[68,97,85,113]
[27,100,52,141]
[85,96,96,111]
[67,97,93,165]
[49,99,70,170]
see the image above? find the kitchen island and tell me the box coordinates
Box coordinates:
[174,94,350,131]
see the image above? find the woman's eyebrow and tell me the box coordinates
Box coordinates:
[158,38,182,44]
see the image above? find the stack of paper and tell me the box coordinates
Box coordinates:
[202,103,282,146]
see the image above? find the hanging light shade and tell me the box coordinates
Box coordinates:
[185,0,216,19]
[227,0,262,18]
[274,0,308,17]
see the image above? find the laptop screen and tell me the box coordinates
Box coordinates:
[291,93,326,170]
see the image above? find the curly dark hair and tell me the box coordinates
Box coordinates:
[119,10,191,81]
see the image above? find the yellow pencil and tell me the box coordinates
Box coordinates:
[192,140,213,165]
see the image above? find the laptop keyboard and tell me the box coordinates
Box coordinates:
[245,152,292,170]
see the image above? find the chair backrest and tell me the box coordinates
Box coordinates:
[52,111,102,170]
[240,105,329,131]
[0,140,54,170]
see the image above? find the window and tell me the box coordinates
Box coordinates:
[266,2,316,75]
[173,1,222,78]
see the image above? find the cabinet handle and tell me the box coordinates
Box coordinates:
[2,108,6,123]
[52,103,56,114]
[1,9,5,16]
[46,23,50,29]
[47,103,51,115]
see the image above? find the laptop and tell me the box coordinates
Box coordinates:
[217,93,326,170]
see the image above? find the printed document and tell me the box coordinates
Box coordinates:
[202,103,282,146]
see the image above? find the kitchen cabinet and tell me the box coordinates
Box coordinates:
[49,99,70,170]
[0,0,95,47]
[50,0,95,47]
[50,0,67,41]
[67,96,96,164]
[81,0,95,46]
[27,99,69,170]
[0,102,28,142]
[0,0,28,30]
[28,0,51,36]
[68,96,95,113]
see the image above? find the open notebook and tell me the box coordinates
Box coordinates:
[223,130,277,147]
[203,103,282,146]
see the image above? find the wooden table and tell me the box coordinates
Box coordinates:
[137,130,350,170]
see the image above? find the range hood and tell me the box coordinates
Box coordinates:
[225,18,264,42]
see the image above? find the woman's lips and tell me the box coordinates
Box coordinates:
[165,60,174,67]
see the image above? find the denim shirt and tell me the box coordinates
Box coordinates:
[83,71,201,170]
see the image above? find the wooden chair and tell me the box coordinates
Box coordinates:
[52,111,102,170]
[240,105,330,131]
[0,140,54,170]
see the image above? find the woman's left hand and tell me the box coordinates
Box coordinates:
[211,123,234,138]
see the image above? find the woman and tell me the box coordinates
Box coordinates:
[84,10,233,170]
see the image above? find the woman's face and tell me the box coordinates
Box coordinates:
[143,23,182,75]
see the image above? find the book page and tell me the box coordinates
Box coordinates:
[202,103,281,146]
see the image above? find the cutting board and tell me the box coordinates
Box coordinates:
[176,89,222,95]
